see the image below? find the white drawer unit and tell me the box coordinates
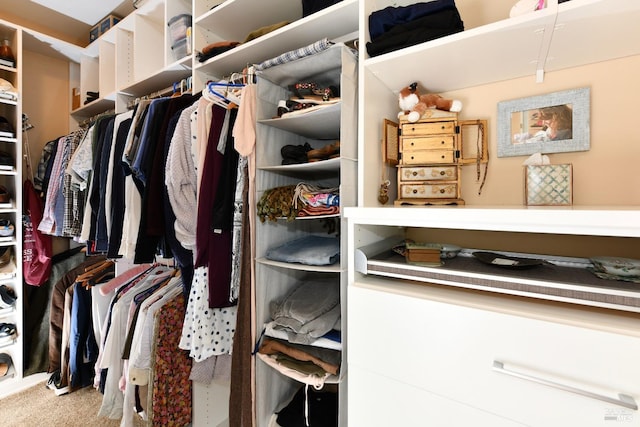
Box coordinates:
[345,206,640,427]
[348,281,640,427]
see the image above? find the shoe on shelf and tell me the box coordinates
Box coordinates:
[281,142,312,165]
[290,82,340,103]
[0,152,13,170]
[0,186,10,204]
[0,246,11,268]
[0,322,16,345]
[307,141,340,161]
[0,284,16,308]
[0,219,14,237]
[276,99,317,118]
[0,352,12,377]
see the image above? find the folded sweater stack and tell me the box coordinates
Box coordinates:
[366,0,464,57]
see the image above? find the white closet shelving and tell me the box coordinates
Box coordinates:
[189,1,358,425]
[254,42,357,427]
[70,0,192,120]
[192,0,358,88]
[349,0,640,424]
[0,19,23,391]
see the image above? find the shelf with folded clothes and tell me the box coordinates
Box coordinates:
[255,273,344,388]
[262,320,342,352]
[363,0,640,94]
[258,232,342,273]
[257,182,341,222]
[193,0,357,80]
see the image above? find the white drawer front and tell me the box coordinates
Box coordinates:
[348,285,640,426]
[348,365,523,427]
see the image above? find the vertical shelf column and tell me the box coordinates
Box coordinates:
[0,21,23,391]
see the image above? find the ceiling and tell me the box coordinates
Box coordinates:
[0,0,135,46]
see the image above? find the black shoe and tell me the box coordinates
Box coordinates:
[0,323,16,344]
[0,284,16,308]
[281,142,312,165]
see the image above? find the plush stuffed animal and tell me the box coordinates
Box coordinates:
[398,82,462,122]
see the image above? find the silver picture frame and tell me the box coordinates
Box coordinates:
[497,87,590,157]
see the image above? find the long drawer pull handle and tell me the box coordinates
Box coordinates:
[492,361,638,410]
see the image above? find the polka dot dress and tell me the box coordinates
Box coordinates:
[179,266,237,361]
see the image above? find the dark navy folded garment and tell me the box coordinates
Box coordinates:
[302,0,342,17]
[368,0,458,40]
[366,6,464,57]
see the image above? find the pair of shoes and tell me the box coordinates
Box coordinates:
[0,322,16,345]
[307,141,341,161]
[0,353,12,377]
[0,186,9,204]
[0,246,11,268]
[0,284,16,308]
[45,370,70,395]
[290,82,340,102]
[0,219,14,237]
[0,117,14,138]
[276,99,317,117]
[0,152,13,170]
[281,142,312,165]
[46,370,61,390]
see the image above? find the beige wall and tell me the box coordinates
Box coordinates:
[22,49,72,255]
[22,49,71,172]
[447,54,640,206]
[410,54,640,258]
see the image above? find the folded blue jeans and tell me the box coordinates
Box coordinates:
[266,235,340,266]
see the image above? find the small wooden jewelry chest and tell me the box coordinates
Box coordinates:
[386,111,487,206]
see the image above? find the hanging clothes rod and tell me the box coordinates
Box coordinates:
[127,78,193,110]
[79,108,115,128]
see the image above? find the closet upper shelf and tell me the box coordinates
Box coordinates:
[364,0,640,93]
[71,98,115,119]
[195,0,302,41]
[194,0,357,79]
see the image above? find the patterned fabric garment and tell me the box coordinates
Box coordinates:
[179,266,237,361]
[38,135,72,234]
[62,128,89,237]
[254,37,332,71]
[150,292,191,426]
